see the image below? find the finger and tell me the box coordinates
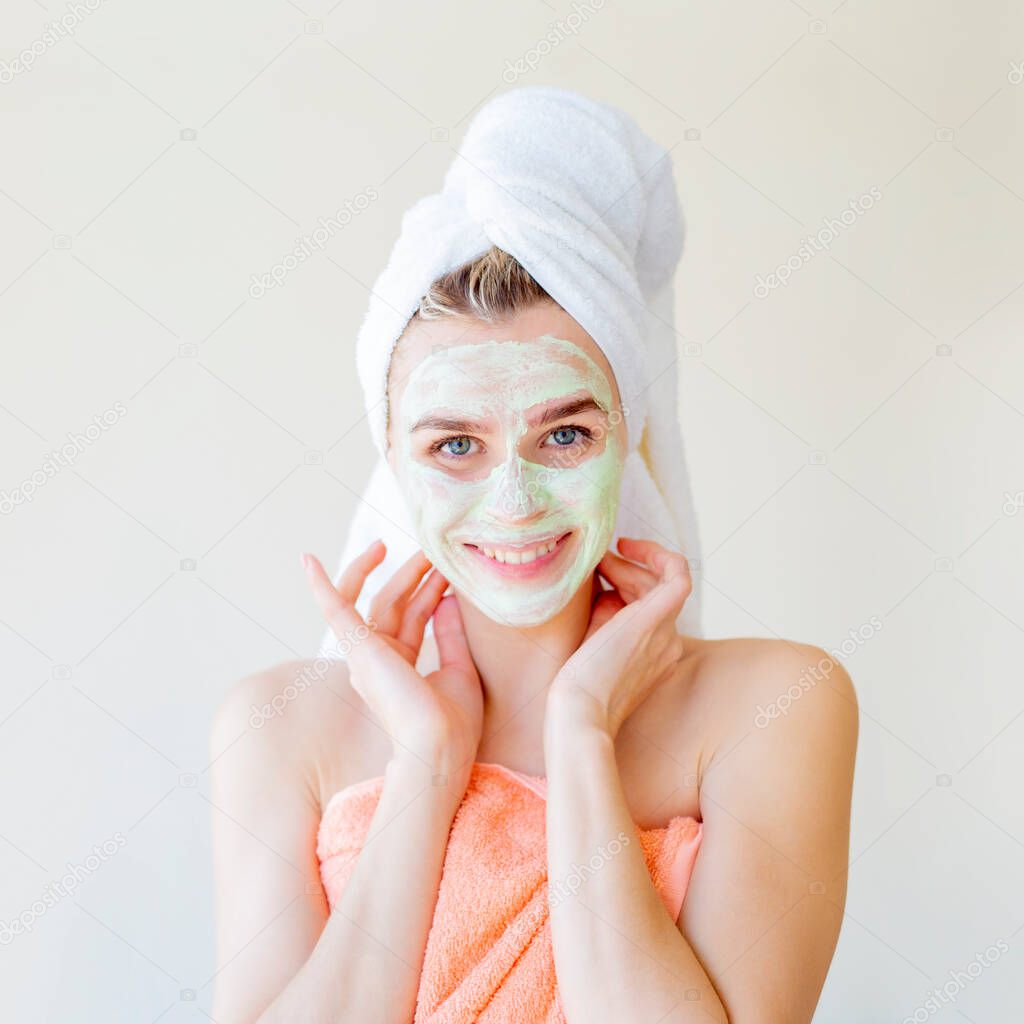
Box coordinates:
[368,548,433,635]
[644,568,692,625]
[397,568,449,652]
[607,570,687,640]
[330,539,388,606]
[597,548,658,601]
[432,594,475,678]
[303,551,367,640]
[616,536,690,582]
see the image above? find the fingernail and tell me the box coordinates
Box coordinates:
[299,552,310,570]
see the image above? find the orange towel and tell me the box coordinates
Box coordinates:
[317,761,703,1023]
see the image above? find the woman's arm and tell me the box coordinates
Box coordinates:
[544,641,857,1024]
[209,670,465,1024]
[544,690,729,1024]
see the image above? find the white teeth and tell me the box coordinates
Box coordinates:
[478,538,559,564]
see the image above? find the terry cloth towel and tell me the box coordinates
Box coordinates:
[318,85,703,662]
[317,761,703,1023]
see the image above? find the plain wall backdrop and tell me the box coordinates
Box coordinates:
[1,1,1022,1020]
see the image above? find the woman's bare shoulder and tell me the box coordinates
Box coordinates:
[210,658,383,814]
[678,635,858,769]
[686,634,857,702]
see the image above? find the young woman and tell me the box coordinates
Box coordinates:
[209,247,858,1023]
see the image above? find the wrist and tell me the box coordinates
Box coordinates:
[386,749,474,810]
[545,683,614,742]
[544,718,616,784]
[544,698,616,767]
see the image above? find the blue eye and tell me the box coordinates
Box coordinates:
[545,425,593,447]
[430,425,594,461]
[432,436,475,458]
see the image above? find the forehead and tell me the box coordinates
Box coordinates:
[388,305,621,422]
[407,338,611,422]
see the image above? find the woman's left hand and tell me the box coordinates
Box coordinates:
[547,537,692,740]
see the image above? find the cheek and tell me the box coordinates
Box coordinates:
[424,474,455,504]
[547,448,623,512]
[398,463,480,530]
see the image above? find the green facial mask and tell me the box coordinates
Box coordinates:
[391,334,625,627]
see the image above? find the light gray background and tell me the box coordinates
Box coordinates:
[1,1,1022,1021]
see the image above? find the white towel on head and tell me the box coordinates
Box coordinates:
[318,85,702,664]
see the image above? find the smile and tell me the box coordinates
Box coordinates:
[463,531,573,576]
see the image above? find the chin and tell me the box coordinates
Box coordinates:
[453,574,582,629]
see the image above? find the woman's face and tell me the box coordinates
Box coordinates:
[386,310,627,627]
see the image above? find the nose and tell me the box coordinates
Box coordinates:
[484,454,545,523]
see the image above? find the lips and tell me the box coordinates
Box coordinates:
[463,531,573,577]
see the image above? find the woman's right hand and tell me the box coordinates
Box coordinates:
[302,539,483,788]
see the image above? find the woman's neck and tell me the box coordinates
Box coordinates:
[454,571,600,772]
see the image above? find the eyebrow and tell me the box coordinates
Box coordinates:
[410,413,495,433]
[527,396,606,427]
[410,396,606,434]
